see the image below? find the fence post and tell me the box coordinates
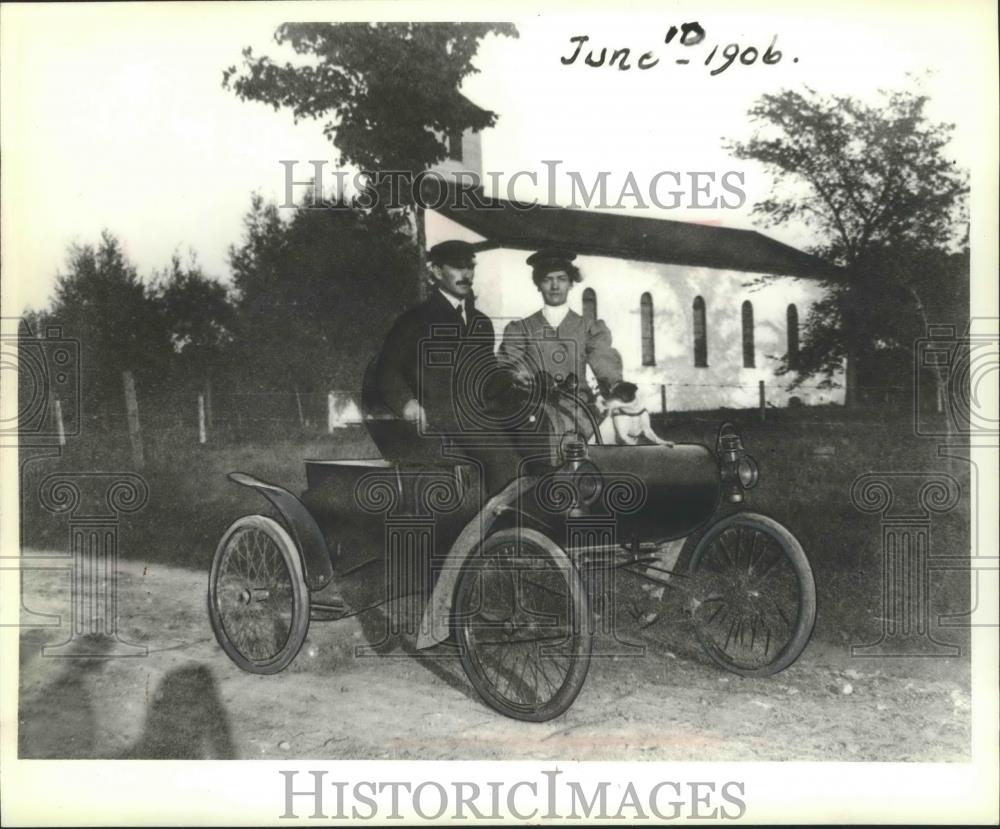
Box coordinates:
[327,392,336,434]
[53,399,66,446]
[295,388,305,427]
[660,384,667,414]
[204,378,213,429]
[122,370,144,468]
[758,380,766,422]
[198,394,207,444]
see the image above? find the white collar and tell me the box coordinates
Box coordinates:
[541,304,570,328]
[438,289,464,312]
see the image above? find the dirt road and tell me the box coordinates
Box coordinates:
[18,556,970,761]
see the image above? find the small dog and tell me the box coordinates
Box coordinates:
[591,382,674,446]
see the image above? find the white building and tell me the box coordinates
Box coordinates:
[424,114,844,412]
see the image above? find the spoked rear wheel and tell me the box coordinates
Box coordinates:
[455,528,592,722]
[208,515,310,674]
[684,512,815,677]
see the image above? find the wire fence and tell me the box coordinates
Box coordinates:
[37,371,943,464]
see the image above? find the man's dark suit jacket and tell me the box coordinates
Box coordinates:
[375,289,497,435]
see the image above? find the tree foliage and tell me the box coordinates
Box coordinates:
[223,23,518,175]
[727,84,969,397]
[29,192,419,435]
[152,253,235,389]
[46,232,172,424]
[227,194,420,392]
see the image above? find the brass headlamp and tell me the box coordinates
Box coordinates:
[556,433,603,517]
[716,422,759,503]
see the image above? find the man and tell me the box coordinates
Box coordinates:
[373,240,521,494]
[499,248,623,437]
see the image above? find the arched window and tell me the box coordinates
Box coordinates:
[741,300,755,368]
[640,293,655,366]
[582,288,597,323]
[693,296,708,367]
[787,304,800,370]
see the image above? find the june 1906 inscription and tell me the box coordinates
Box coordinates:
[560,23,795,75]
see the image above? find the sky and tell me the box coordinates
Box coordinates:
[1,1,994,314]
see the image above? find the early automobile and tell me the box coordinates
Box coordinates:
[208,368,816,722]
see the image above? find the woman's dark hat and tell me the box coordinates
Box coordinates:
[526,248,581,281]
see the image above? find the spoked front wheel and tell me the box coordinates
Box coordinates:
[208,515,311,674]
[455,528,592,722]
[684,512,815,677]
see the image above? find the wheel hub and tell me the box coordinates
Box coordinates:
[236,586,271,605]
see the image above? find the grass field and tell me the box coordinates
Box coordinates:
[19,407,972,650]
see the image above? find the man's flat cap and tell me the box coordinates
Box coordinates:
[428,240,477,267]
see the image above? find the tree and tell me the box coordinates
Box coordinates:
[224,23,518,291]
[46,232,171,428]
[227,193,419,399]
[223,23,517,176]
[727,84,969,404]
[151,253,235,395]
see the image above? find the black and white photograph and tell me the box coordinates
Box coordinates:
[1,0,997,824]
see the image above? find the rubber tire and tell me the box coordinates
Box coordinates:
[684,512,816,677]
[208,514,311,674]
[455,528,593,722]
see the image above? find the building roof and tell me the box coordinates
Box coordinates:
[457,92,488,117]
[425,182,841,280]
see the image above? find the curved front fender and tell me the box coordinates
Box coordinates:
[416,476,538,649]
[228,472,333,591]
